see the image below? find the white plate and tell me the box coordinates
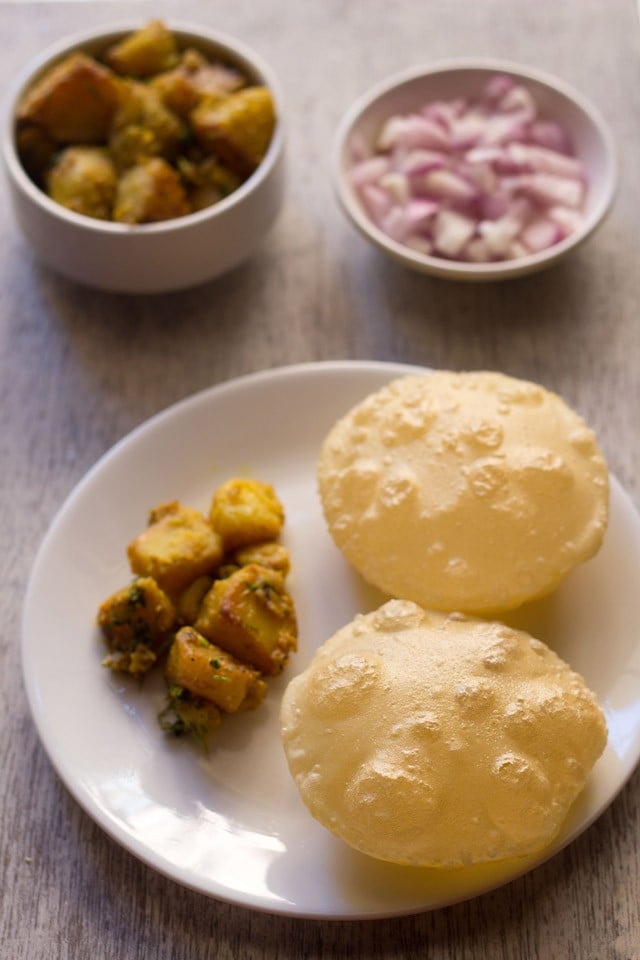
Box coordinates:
[21,360,640,919]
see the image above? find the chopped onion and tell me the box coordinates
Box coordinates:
[349,155,390,188]
[520,216,563,252]
[396,148,446,175]
[348,74,588,263]
[423,169,478,202]
[433,210,476,257]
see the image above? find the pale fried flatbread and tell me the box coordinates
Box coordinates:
[280,600,607,866]
[317,371,609,614]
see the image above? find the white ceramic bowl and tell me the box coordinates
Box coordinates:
[333,59,617,281]
[2,21,286,294]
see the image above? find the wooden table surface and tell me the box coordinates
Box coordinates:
[2,1,640,956]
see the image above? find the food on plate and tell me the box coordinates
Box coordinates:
[280,599,607,866]
[195,562,298,675]
[165,625,267,713]
[348,74,587,261]
[176,574,215,625]
[15,20,276,223]
[318,370,609,614]
[98,576,176,676]
[128,499,224,595]
[97,477,297,744]
[210,477,285,549]
[233,540,291,575]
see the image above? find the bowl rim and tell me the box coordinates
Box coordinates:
[2,18,286,236]
[332,57,618,280]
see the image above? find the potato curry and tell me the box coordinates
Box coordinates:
[97,477,297,745]
[16,20,276,223]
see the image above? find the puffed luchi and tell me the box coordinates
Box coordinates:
[317,371,609,614]
[280,600,607,867]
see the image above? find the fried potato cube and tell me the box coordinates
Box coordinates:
[181,48,246,98]
[104,20,179,78]
[113,157,190,223]
[17,52,122,143]
[97,576,176,674]
[166,625,267,712]
[46,146,117,220]
[210,478,284,550]
[191,86,276,174]
[127,500,223,594]
[195,563,297,675]
[233,541,290,575]
[176,574,214,625]
[151,48,245,118]
[109,81,185,169]
[151,67,201,119]
[213,541,290,580]
[178,154,241,212]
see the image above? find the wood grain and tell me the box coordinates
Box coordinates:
[2,1,640,957]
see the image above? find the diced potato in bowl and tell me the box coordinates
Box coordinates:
[14,20,277,224]
[3,20,286,292]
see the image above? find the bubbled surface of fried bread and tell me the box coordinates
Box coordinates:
[317,371,609,614]
[280,600,607,867]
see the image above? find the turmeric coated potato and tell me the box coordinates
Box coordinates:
[127,500,223,594]
[108,81,185,169]
[166,626,267,713]
[178,154,241,212]
[47,146,118,219]
[104,20,179,78]
[151,47,245,118]
[176,574,214,625]
[195,563,297,675]
[233,541,290,575]
[16,22,276,224]
[97,576,176,675]
[113,157,190,223]
[97,474,296,746]
[17,52,122,143]
[210,478,284,550]
[191,86,276,174]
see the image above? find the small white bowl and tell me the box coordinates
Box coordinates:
[333,59,617,281]
[2,21,286,294]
